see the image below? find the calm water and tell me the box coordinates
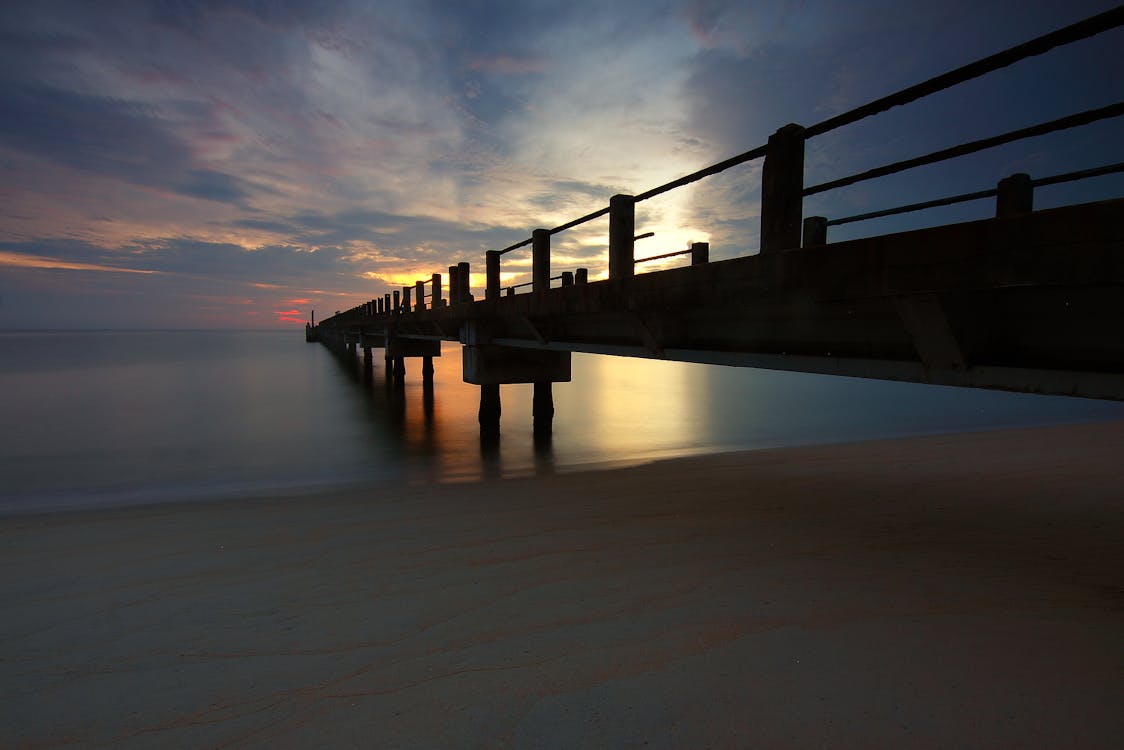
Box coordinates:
[2,329,1122,514]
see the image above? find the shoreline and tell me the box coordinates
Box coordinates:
[6,414,1124,522]
[3,420,1122,747]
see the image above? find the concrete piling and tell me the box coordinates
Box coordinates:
[478,384,501,439]
[533,381,554,440]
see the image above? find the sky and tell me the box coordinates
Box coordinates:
[1,0,1121,329]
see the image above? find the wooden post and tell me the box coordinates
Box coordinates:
[533,229,550,292]
[432,273,442,307]
[690,242,709,265]
[458,261,471,302]
[760,123,805,254]
[422,355,434,382]
[486,250,501,301]
[384,293,391,313]
[402,287,411,313]
[415,280,425,311]
[996,173,1033,217]
[506,287,515,297]
[575,268,588,284]
[393,356,406,383]
[609,194,635,279]
[448,265,459,305]
[561,271,574,286]
[802,216,828,247]
[393,290,400,312]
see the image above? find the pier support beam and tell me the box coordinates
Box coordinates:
[462,345,570,386]
[478,384,501,439]
[533,382,553,440]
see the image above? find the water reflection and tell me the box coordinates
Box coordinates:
[321,340,1124,485]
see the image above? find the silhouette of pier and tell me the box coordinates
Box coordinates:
[313,8,1124,439]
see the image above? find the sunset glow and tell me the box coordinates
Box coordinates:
[1,1,1120,328]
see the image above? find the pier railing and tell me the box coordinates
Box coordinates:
[327,5,1123,324]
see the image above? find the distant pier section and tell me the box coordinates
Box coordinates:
[311,8,1124,438]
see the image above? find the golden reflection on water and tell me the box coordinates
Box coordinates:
[339,342,716,484]
[565,353,707,461]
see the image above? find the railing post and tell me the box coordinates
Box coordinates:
[448,265,459,305]
[402,286,411,313]
[384,293,391,313]
[458,261,471,302]
[377,298,384,315]
[532,229,550,293]
[432,273,443,306]
[392,290,400,311]
[609,194,635,279]
[690,242,709,265]
[575,268,588,284]
[996,173,1033,217]
[561,271,574,286]
[760,123,805,254]
[415,280,425,310]
[486,250,501,301]
[802,216,828,247]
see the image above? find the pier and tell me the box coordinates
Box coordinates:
[313,8,1124,438]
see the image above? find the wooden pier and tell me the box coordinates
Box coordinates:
[314,8,1124,438]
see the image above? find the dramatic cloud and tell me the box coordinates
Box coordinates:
[1,0,1121,328]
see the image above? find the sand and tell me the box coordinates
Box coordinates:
[2,421,1122,749]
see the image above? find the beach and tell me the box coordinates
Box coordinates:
[3,420,1122,749]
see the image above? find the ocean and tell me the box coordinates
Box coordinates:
[2,329,1122,514]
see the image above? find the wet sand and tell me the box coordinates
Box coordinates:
[3,421,1122,748]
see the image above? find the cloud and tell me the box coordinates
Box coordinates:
[0,81,256,205]
[2,0,1122,328]
[0,250,159,274]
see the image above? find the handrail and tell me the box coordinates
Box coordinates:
[1031,161,1124,189]
[826,189,999,227]
[805,102,1124,196]
[635,248,693,265]
[824,161,1124,228]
